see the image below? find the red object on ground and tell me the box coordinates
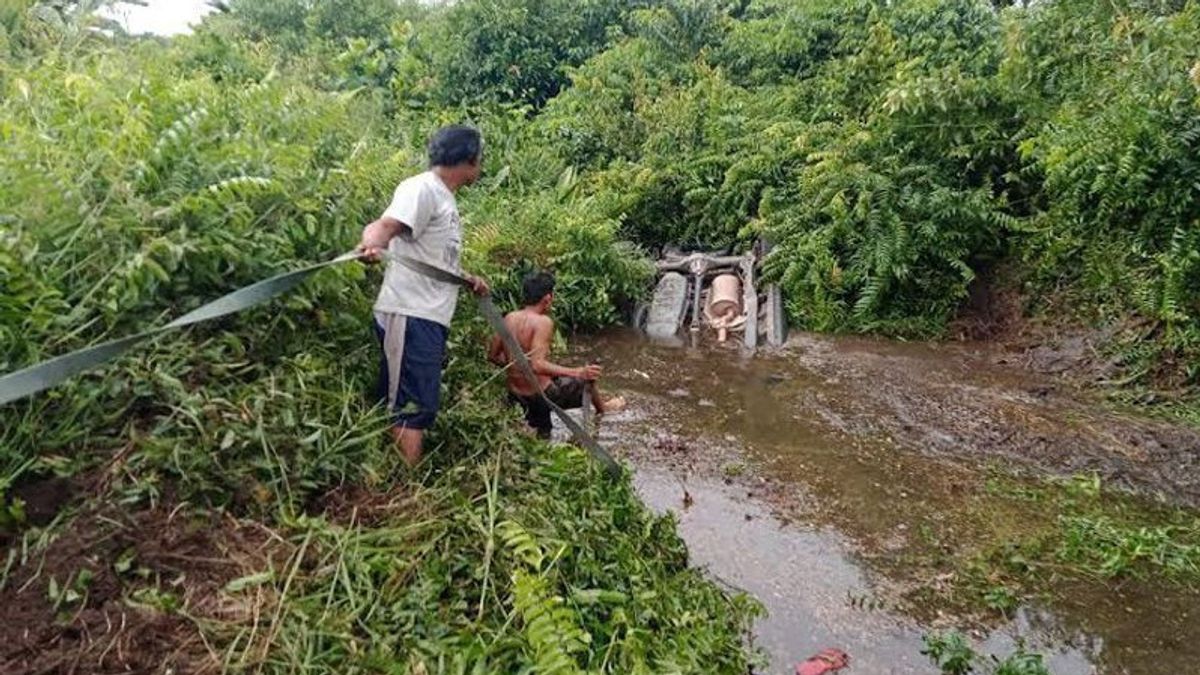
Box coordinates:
[795,648,850,675]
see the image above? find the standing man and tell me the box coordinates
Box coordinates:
[357,125,489,466]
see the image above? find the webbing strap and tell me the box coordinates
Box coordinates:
[0,252,359,406]
[0,252,618,475]
[388,254,618,474]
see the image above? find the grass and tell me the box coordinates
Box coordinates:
[922,631,1050,675]
[859,459,1200,628]
[979,473,1200,582]
[1,316,764,672]
[0,145,755,664]
[198,435,765,673]
[3,439,764,673]
[928,471,1200,621]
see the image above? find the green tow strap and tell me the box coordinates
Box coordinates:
[0,251,359,406]
[0,251,619,475]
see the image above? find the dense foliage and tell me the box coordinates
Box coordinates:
[551,0,1199,358]
[15,0,1191,362]
[543,0,1198,377]
[0,1,737,672]
[2,0,1200,670]
[189,0,1200,384]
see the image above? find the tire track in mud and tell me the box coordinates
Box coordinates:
[776,333,1200,507]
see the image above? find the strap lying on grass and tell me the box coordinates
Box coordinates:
[0,251,619,475]
[0,251,360,407]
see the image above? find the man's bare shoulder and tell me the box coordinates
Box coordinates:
[507,308,554,327]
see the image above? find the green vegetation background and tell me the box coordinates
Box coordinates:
[1,0,1198,672]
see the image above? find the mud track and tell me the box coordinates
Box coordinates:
[778,333,1200,507]
[570,329,1200,674]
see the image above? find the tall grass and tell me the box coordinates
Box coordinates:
[0,8,755,672]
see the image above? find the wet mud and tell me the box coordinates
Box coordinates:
[0,501,288,674]
[569,329,1200,675]
[777,333,1200,506]
[634,469,1098,675]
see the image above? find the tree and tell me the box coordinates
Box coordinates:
[411,0,648,108]
[221,0,407,51]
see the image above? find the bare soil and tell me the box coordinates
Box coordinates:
[1,485,287,675]
[307,481,414,528]
[779,332,1200,506]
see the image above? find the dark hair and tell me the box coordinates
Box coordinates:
[522,272,556,306]
[428,125,482,167]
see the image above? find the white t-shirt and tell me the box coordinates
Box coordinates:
[373,171,463,326]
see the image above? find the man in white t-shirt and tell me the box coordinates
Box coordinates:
[356,125,489,466]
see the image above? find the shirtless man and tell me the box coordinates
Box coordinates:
[488,272,624,439]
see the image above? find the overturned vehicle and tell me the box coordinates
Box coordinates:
[636,246,786,349]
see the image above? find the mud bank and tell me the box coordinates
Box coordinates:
[779,333,1200,507]
[570,329,1200,675]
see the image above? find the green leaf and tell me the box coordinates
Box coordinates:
[224,571,274,593]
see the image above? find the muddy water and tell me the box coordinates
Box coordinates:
[567,329,1200,675]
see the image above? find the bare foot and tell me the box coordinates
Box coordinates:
[598,396,627,415]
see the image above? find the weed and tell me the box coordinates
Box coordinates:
[1057,516,1200,581]
[992,649,1051,675]
[0,11,746,671]
[922,631,975,675]
[127,587,181,614]
[211,438,764,673]
[956,472,1200,620]
[0,496,25,533]
[923,632,1050,675]
[982,584,1019,614]
[46,569,93,612]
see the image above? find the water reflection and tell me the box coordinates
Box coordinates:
[566,329,1196,675]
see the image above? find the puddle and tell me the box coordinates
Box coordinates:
[634,469,1097,674]
[565,329,1200,675]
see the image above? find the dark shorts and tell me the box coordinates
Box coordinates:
[374,314,448,430]
[511,376,588,439]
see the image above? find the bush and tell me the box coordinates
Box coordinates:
[1,9,754,672]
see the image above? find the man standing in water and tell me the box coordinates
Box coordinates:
[357,125,490,466]
[489,272,625,439]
